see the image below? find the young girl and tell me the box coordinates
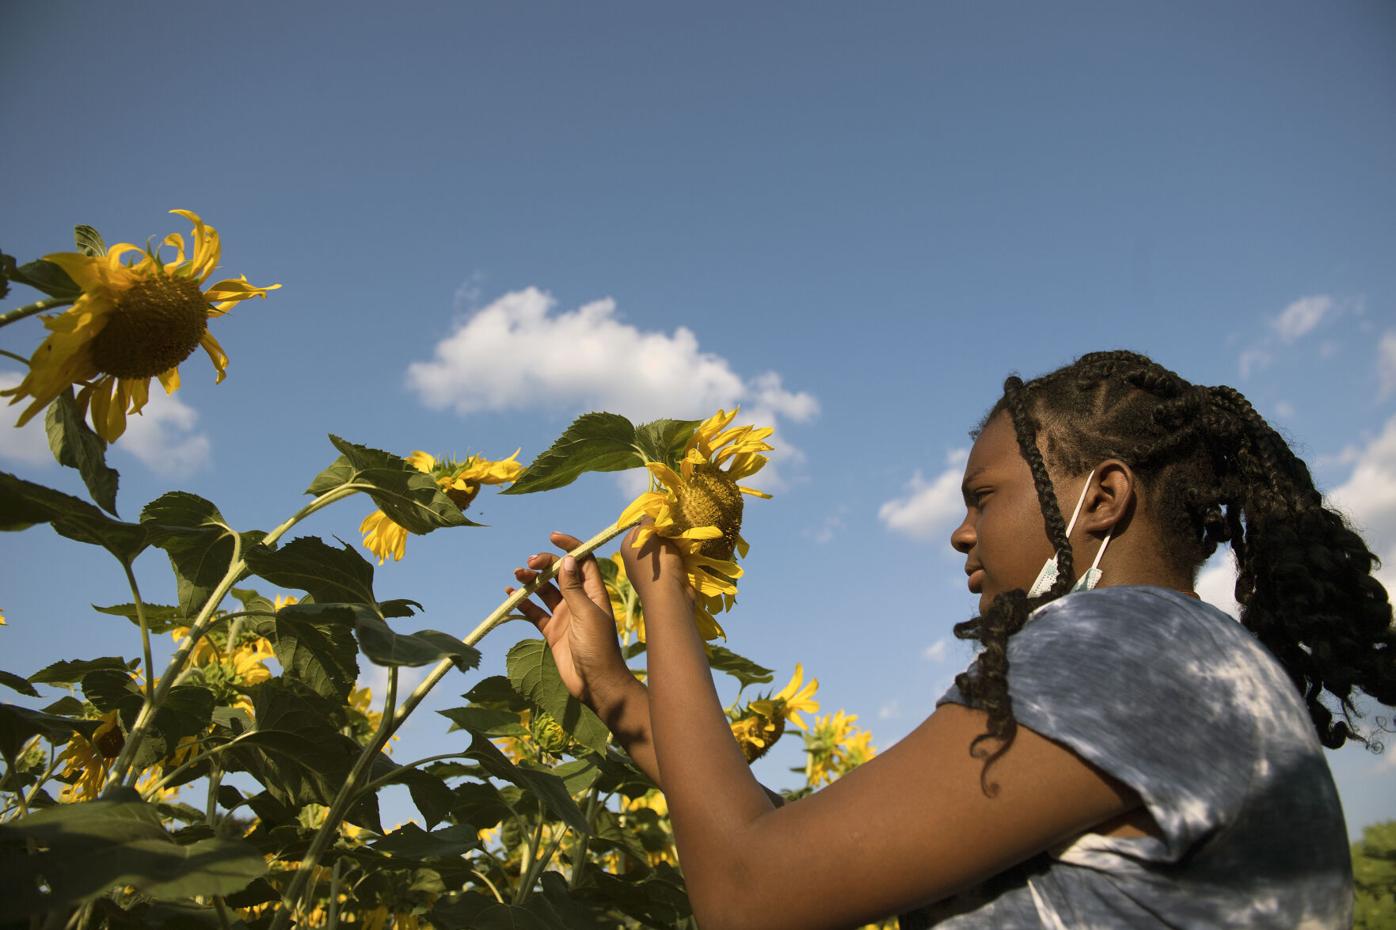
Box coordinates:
[508,350,1394,929]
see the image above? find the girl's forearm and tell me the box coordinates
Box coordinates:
[642,583,775,914]
[594,676,663,787]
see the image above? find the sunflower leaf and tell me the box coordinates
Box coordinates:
[28,656,137,685]
[634,418,701,470]
[243,536,377,605]
[93,602,185,634]
[0,790,265,919]
[465,734,589,834]
[0,471,148,561]
[73,224,107,257]
[354,610,481,670]
[506,638,611,756]
[10,258,81,300]
[327,435,482,533]
[232,680,360,808]
[0,704,98,762]
[45,390,120,516]
[0,670,38,698]
[501,412,644,495]
[273,603,360,702]
[703,645,775,688]
[140,493,264,616]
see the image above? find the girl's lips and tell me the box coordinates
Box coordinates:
[967,569,985,593]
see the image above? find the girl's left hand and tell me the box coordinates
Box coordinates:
[618,521,693,605]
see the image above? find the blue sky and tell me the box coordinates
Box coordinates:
[2,2,1394,839]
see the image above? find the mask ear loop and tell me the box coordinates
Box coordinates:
[1026,469,1096,598]
[1073,474,1116,592]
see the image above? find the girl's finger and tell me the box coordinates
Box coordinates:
[505,587,550,630]
[549,531,584,550]
[521,557,564,610]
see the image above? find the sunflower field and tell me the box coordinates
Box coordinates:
[0,215,889,929]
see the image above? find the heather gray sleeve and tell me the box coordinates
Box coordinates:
[939,587,1257,863]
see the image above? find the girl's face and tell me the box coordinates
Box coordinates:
[951,412,1060,614]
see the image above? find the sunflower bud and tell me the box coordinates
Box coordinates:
[673,464,744,560]
[529,709,572,755]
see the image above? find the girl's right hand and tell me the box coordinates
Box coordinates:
[508,532,639,718]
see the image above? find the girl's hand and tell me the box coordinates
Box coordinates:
[509,532,638,717]
[619,521,693,605]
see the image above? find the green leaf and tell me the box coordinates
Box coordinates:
[243,536,376,605]
[273,603,359,702]
[501,412,643,495]
[45,389,120,515]
[29,656,136,685]
[633,417,700,469]
[230,586,278,617]
[370,822,479,860]
[127,686,215,770]
[0,669,39,697]
[304,453,357,496]
[0,791,265,919]
[10,258,81,300]
[141,493,263,616]
[231,680,358,808]
[506,639,611,755]
[380,597,423,618]
[73,224,107,257]
[548,758,601,797]
[93,602,185,635]
[0,471,147,561]
[450,779,513,831]
[438,706,527,738]
[396,767,456,830]
[328,435,481,533]
[465,734,589,834]
[0,704,96,762]
[704,644,775,688]
[82,668,142,717]
[353,608,481,670]
[463,675,530,712]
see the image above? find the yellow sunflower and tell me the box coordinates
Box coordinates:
[728,664,820,763]
[1,210,279,442]
[802,710,878,788]
[603,551,647,644]
[618,408,773,639]
[56,709,123,801]
[360,449,523,564]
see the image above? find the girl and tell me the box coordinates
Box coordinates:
[508,350,1394,928]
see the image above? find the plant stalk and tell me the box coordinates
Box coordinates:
[0,297,69,329]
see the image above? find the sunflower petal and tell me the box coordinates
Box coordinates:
[157,367,181,394]
[200,332,228,383]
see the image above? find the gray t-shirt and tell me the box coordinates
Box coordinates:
[899,585,1352,929]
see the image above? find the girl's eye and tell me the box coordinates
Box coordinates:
[972,489,991,507]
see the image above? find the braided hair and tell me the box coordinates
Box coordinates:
[952,350,1396,794]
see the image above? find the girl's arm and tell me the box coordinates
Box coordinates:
[615,528,1143,930]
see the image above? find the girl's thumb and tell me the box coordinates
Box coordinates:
[558,555,583,592]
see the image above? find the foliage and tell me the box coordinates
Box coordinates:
[0,219,888,930]
[1354,819,1396,930]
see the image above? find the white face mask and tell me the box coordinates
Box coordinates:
[1025,468,1114,599]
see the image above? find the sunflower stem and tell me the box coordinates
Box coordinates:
[0,297,69,330]
[0,348,30,365]
[387,518,638,733]
[121,561,156,706]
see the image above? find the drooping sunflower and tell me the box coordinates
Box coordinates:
[802,709,878,788]
[1,210,279,442]
[727,664,820,763]
[618,408,773,639]
[360,449,522,564]
[56,709,123,801]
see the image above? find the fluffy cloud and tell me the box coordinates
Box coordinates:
[406,287,817,489]
[1271,295,1335,343]
[1327,414,1396,598]
[878,449,968,542]
[117,390,211,477]
[1238,293,1345,379]
[1195,552,1241,619]
[0,372,55,467]
[922,639,948,662]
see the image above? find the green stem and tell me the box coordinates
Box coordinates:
[212,898,233,930]
[121,561,156,706]
[0,348,30,365]
[141,736,247,798]
[358,751,474,796]
[388,518,637,734]
[271,667,398,930]
[107,485,362,789]
[0,297,69,329]
[569,788,602,889]
[326,858,343,930]
[514,810,547,905]
[469,868,505,904]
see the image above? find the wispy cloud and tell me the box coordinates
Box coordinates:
[922,638,948,662]
[878,449,968,542]
[118,390,211,477]
[406,286,817,490]
[1237,294,1346,379]
[0,372,55,467]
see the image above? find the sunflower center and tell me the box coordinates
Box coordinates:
[90,273,209,379]
[445,482,480,511]
[673,464,744,560]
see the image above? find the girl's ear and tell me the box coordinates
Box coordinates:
[1081,458,1135,535]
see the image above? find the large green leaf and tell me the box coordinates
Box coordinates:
[465,734,588,834]
[243,536,376,605]
[704,644,775,688]
[506,639,611,755]
[352,608,482,670]
[633,417,700,469]
[28,656,136,685]
[273,602,359,702]
[0,669,38,697]
[231,680,358,808]
[45,389,119,515]
[438,706,527,738]
[10,258,81,299]
[501,413,643,495]
[141,493,263,616]
[128,685,215,770]
[370,822,479,860]
[0,704,97,762]
[93,602,186,635]
[0,471,147,561]
[326,435,481,533]
[0,791,265,919]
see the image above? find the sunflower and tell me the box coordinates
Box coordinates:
[359,449,523,564]
[603,551,647,644]
[802,710,878,788]
[1,210,279,442]
[728,664,820,763]
[56,709,122,801]
[617,408,773,639]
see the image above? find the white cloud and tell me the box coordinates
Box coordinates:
[1327,414,1396,598]
[877,699,901,721]
[1272,295,1335,343]
[1195,552,1241,620]
[0,372,55,467]
[117,390,211,477]
[1379,330,1396,400]
[406,287,817,491]
[922,639,948,662]
[878,456,967,541]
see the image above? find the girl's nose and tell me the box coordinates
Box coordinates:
[950,516,974,555]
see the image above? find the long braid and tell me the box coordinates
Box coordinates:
[954,350,1395,791]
